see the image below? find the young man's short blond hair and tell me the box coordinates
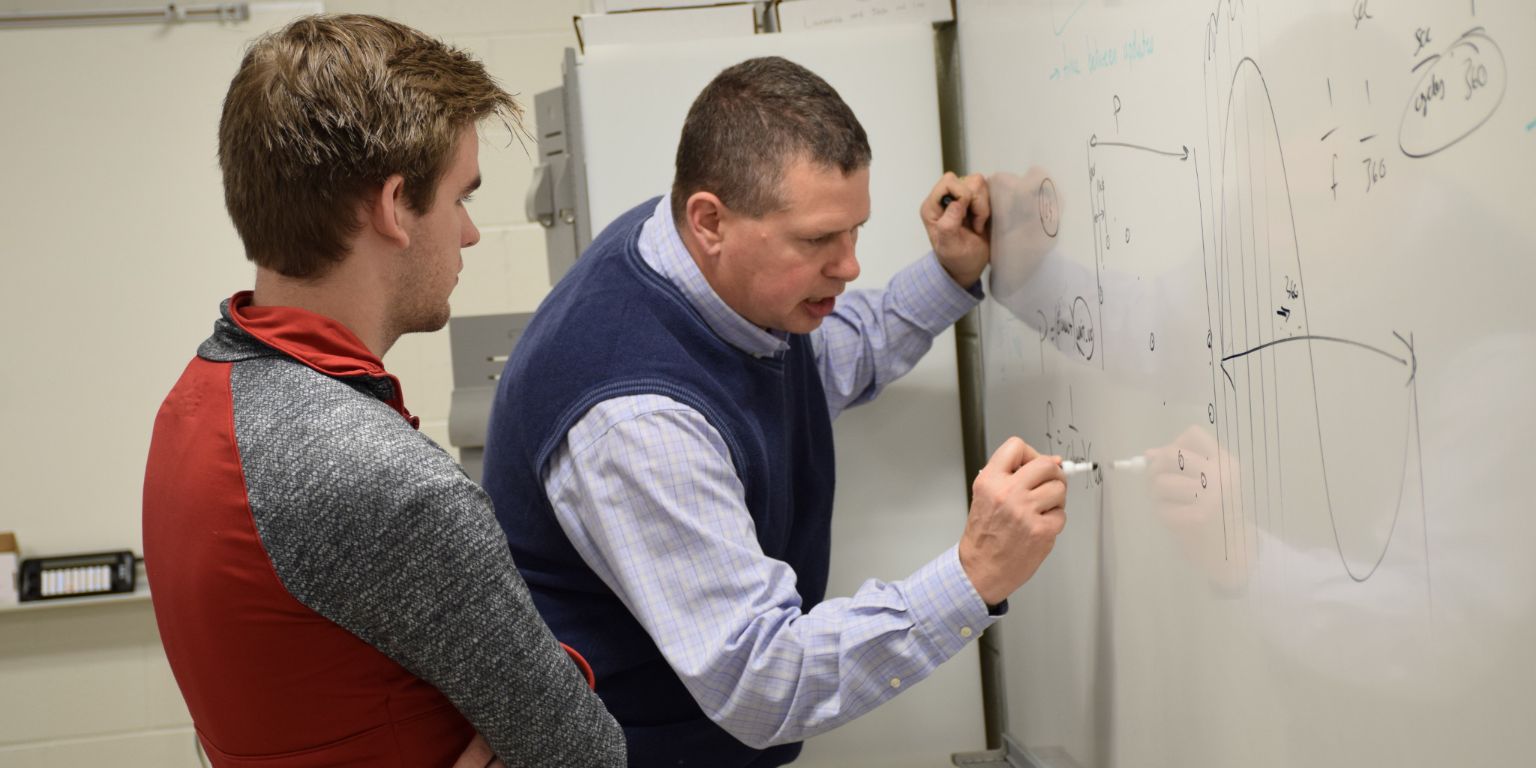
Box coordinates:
[219,14,519,278]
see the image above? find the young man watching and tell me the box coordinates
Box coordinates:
[143,15,623,767]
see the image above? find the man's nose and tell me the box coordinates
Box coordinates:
[462,214,481,249]
[826,233,860,282]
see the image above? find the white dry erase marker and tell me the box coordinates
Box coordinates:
[1060,460,1097,476]
[1112,456,1148,471]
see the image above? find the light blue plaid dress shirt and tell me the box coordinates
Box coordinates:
[543,196,998,749]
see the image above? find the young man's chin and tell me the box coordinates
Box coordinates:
[406,306,452,336]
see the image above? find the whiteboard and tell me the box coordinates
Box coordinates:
[958,1,1536,766]
[575,24,985,767]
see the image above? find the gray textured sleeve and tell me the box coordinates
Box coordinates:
[234,361,624,767]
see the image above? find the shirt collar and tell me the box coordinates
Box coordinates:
[219,291,419,427]
[637,196,790,358]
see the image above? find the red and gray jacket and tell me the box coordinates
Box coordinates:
[142,293,622,767]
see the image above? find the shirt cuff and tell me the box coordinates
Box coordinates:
[902,544,999,660]
[888,252,985,335]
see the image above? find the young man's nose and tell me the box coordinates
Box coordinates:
[462,214,481,249]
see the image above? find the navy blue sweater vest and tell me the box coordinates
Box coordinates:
[482,199,836,768]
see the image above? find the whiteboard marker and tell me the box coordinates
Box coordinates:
[1112,456,1148,471]
[1060,460,1097,476]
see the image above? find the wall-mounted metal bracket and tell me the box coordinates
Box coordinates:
[525,48,593,285]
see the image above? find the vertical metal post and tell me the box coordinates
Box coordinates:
[934,15,1009,751]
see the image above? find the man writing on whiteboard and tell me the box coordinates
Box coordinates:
[482,56,1068,767]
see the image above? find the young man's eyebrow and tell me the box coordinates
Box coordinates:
[462,176,482,196]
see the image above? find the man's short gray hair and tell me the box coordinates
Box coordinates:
[670,56,872,225]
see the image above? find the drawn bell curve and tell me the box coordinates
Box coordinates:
[1209,55,1426,584]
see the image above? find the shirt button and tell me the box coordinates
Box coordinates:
[889,677,902,689]
[960,626,974,638]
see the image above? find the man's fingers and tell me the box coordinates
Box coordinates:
[1152,473,1200,502]
[449,734,496,768]
[965,173,991,234]
[1040,503,1067,534]
[982,436,1033,477]
[1014,455,1065,490]
[1029,477,1067,513]
[1177,424,1220,454]
[929,171,992,235]
[926,171,964,220]
[942,196,971,228]
[923,192,946,221]
[1145,444,1182,474]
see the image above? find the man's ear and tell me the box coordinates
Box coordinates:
[684,191,728,258]
[365,174,411,249]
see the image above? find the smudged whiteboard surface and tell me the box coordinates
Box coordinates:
[957,1,1536,766]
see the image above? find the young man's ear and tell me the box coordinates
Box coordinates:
[684,191,728,258]
[365,174,411,249]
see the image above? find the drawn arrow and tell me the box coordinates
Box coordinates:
[1219,331,1417,388]
[1088,134,1190,160]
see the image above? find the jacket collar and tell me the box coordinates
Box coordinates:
[206,291,419,428]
